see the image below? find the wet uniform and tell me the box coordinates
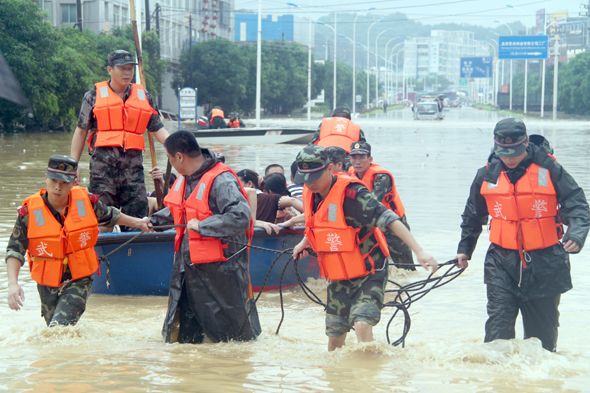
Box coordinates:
[5,193,120,326]
[458,144,590,351]
[370,173,415,270]
[77,84,164,219]
[308,176,399,336]
[151,149,261,343]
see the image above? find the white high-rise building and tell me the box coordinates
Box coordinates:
[403,30,490,90]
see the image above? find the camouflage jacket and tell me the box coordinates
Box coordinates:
[309,176,399,267]
[77,81,164,133]
[5,192,121,265]
[151,149,251,270]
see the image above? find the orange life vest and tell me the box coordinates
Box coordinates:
[349,164,406,217]
[210,108,225,119]
[93,81,155,151]
[303,175,390,281]
[164,162,252,264]
[228,119,241,128]
[316,118,361,153]
[24,187,99,288]
[481,163,561,255]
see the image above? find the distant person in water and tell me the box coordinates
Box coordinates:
[208,106,227,129]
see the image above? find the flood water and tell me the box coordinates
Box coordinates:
[1,107,589,392]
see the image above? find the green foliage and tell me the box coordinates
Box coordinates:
[177,39,362,115]
[0,0,164,132]
[558,52,590,115]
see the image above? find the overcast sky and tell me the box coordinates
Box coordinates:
[235,0,588,28]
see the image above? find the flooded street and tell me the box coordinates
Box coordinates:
[1,107,589,392]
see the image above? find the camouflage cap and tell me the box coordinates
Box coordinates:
[294,145,329,184]
[47,154,78,183]
[494,118,528,157]
[107,50,137,67]
[350,141,371,156]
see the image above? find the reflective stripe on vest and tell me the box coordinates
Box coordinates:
[480,163,560,251]
[303,175,390,281]
[164,163,252,264]
[93,81,155,151]
[24,187,99,287]
[316,118,361,153]
[349,164,406,218]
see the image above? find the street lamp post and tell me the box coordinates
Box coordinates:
[366,18,385,109]
[255,0,261,127]
[333,12,337,110]
[374,28,394,110]
[307,18,312,121]
[495,22,513,110]
[352,14,361,114]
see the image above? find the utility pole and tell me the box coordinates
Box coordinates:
[76,0,82,31]
[155,3,162,108]
[145,0,150,31]
[189,14,192,51]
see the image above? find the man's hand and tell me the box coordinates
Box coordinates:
[187,219,200,233]
[416,250,439,273]
[136,217,154,232]
[456,253,469,269]
[293,237,311,260]
[563,240,580,253]
[150,166,164,182]
[256,221,281,235]
[7,283,24,311]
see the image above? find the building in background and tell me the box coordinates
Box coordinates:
[233,12,311,46]
[403,30,490,92]
[36,0,233,62]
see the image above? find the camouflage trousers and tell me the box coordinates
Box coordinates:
[89,147,148,221]
[386,215,415,271]
[37,277,92,326]
[325,267,388,337]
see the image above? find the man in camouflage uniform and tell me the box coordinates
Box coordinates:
[6,155,151,326]
[70,50,169,224]
[292,145,438,351]
[349,141,416,271]
[150,131,261,344]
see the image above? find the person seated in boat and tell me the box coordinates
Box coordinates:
[235,169,279,235]
[147,167,178,216]
[261,173,303,224]
[287,161,304,199]
[227,113,245,128]
[151,131,261,343]
[292,145,438,351]
[264,163,284,177]
[6,155,152,327]
[208,106,227,129]
[311,106,366,153]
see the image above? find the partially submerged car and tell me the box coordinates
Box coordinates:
[413,101,443,120]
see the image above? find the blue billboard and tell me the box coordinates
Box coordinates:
[460,57,492,78]
[498,35,548,59]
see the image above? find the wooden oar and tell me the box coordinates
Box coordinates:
[129,0,164,209]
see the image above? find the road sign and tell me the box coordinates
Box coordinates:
[498,35,548,60]
[179,87,196,119]
[460,57,492,78]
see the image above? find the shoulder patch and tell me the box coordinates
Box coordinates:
[88,193,100,205]
[17,205,28,217]
[344,185,359,200]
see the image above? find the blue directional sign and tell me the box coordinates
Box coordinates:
[460,57,492,78]
[498,35,548,60]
